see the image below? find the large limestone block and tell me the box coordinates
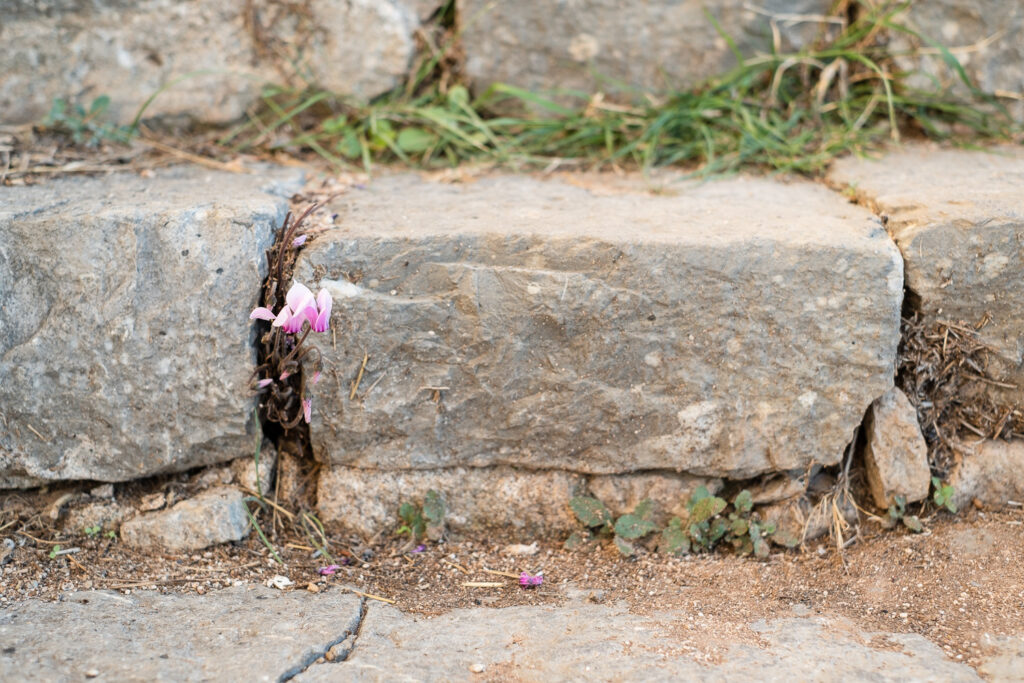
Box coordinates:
[1,0,434,125]
[317,466,582,538]
[295,173,902,478]
[0,165,302,487]
[460,0,829,106]
[830,146,1024,405]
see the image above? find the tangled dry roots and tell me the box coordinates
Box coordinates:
[897,313,1024,475]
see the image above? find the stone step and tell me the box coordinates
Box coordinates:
[0,166,304,487]
[295,173,904,528]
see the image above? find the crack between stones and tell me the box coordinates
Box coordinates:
[278,597,368,682]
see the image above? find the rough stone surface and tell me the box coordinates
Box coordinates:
[830,145,1024,406]
[61,500,132,536]
[0,165,303,487]
[230,440,277,496]
[298,597,980,682]
[585,472,721,524]
[317,466,583,539]
[120,487,250,552]
[296,173,902,479]
[863,388,931,508]
[950,439,1024,508]
[893,2,1024,120]
[0,585,363,682]
[0,0,434,125]
[460,0,830,109]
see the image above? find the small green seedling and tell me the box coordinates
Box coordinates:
[43,96,134,145]
[48,545,61,559]
[932,477,957,513]
[83,524,101,539]
[887,495,924,533]
[396,489,445,541]
[105,530,117,540]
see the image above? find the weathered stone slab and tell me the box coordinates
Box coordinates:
[298,600,980,682]
[460,0,829,108]
[0,166,303,487]
[296,174,902,479]
[0,585,363,682]
[830,145,1024,405]
[1,0,435,125]
[121,487,250,552]
[863,388,931,508]
[317,466,583,538]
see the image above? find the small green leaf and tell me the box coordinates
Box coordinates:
[423,490,445,525]
[709,517,729,543]
[49,545,61,559]
[660,518,690,555]
[563,530,591,550]
[902,515,924,533]
[570,496,613,528]
[690,495,727,525]
[399,502,418,525]
[733,490,753,514]
[336,130,363,159]
[730,517,749,537]
[396,126,438,153]
[613,535,636,556]
[447,85,470,108]
[89,95,111,116]
[687,486,711,512]
[614,514,657,540]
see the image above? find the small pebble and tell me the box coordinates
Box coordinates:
[85,669,99,678]
[469,663,486,674]
[306,582,320,593]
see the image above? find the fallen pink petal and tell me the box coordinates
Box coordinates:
[292,235,308,247]
[412,545,426,554]
[311,370,321,385]
[318,565,341,576]
[519,572,543,587]
[256,378,274,389]
[302,398,312,423]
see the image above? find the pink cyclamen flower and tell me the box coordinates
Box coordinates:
[279,370,291,381]
[318,564,341,576]
[249,306,276,322]
[310,288,332,333]
[302,398,312,423]
[519,572,543,587]
[292,234,308,247]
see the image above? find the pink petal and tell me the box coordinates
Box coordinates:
[250,307,276,321]
[311,370,321,385]
[279,371,291,381]
[285,283,315,315]
[292,235,308,247]
[256,378,274,389]
[316,288,332,315]
[271,306,293,328]
[302,398,312,423]
[311,308,330,333]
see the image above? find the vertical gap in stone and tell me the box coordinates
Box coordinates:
[252,207,318,496]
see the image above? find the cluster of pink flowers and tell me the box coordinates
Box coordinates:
[250,282,332,334]
[250,282,332,423]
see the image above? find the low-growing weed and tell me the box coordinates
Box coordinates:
[42,96,134,145]
[885,495,924,533]
[396,489,446,542]
[83,524,102,539]
[568,487,776,559]
[932,477,957,513]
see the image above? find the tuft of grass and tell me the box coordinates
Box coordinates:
[212,0,1019,175]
